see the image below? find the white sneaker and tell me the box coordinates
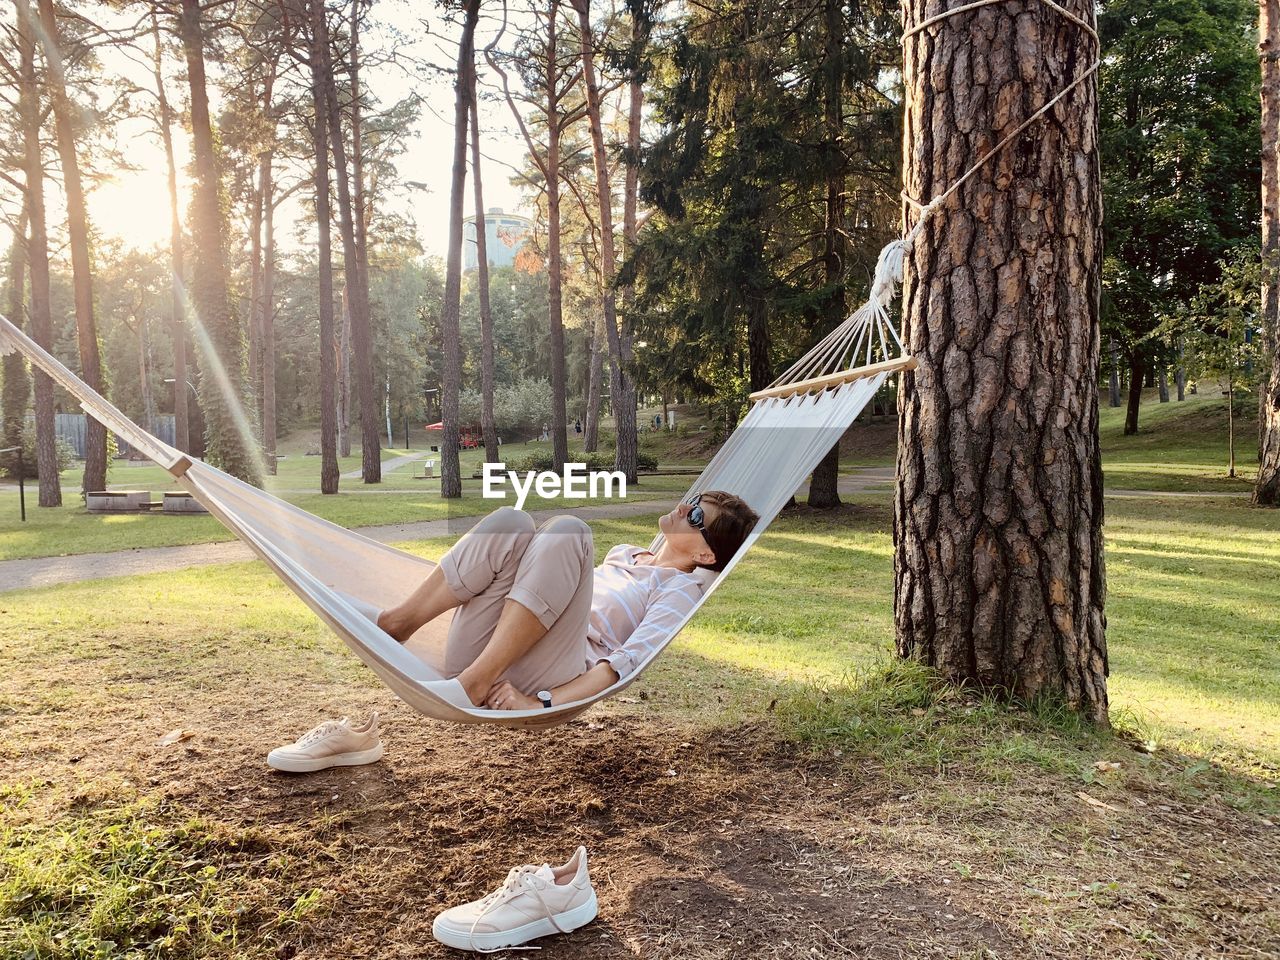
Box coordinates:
[266,713,384,773]
[432,846,598,952]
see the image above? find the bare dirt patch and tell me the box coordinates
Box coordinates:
[5,656,1278,960]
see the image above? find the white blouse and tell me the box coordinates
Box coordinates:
[586,544,717,680]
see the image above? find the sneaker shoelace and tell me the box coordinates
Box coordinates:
[296,718,347,748]
[468,864,571,953]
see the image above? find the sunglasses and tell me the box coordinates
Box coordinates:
[682,493,707,532]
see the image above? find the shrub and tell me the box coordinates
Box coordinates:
[1,430,75,480]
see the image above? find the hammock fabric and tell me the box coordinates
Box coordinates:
[0,244,912,730]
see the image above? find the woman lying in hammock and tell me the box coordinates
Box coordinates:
[376,492,758,712]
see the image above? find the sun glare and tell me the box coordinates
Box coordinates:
[91,169,177,251]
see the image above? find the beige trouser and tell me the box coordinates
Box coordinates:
[439,507,595,693]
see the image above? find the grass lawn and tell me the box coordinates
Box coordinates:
[1,495,1276,958]
[1097,387,1258,493]
[1,387,1264,562]
[0,459,692,563]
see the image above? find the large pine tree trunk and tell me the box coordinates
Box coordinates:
[317,23,379,484]
[16,0,59,507]
[1258,0,1280,505]
[572,0,638,482]
[308,0,339,495]
[895,0,1108,723]
[469,69,499,464]
[178,0,259,484]
[38,0,107,495]
[2,207,30,480]
[152,12,190,455]
[439,0,480,498]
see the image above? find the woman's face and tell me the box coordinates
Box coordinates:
[657,496,720,568]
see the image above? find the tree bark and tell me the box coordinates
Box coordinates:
[469,64,499,464]
[572,0,638,482]
[1228,374,1237,478]
[1258,0,1280,505]
[1107,337,1121,407]
[137,314,156,433]
[178,0,260,484]
[349,0,373,429]
[317,16,379,483]
[308,0,339,494]
[895,0,1108,723]
[38,0,107,495]
[584,311,604,451]
[1124,350,1143,435]
[338,287,351,458]
[2,205,30,480]
[16,0,59,507]
[1175,339,1186,401]
[439,0,480,498]
[808,0,845,510]
[620,8,647,474]
[247,150,264,430]
[544,3,570,471]
[1156,354,1170,402]
[261,156,278,474]
[152,11,190,455]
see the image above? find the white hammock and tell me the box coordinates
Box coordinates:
[0,243,912,729]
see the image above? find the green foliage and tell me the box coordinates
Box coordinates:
[1099,0,1260,366]
[457,378,553,437]
[631,0,901,411]
[504,449,658,473]
[1176,245,1264,391]
[1,429,75,480]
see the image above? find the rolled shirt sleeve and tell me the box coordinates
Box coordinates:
[603,581,702,680]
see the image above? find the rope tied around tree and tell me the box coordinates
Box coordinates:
[783,0,1102,387]
[898,0,1101,249]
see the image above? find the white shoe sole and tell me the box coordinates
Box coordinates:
[267,742,384,773]
[432,890,598,952]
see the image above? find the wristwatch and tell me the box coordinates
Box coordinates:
[537,690,553,709]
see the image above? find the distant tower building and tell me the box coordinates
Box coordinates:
[464,207,532,271]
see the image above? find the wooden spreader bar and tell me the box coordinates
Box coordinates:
[749,355,917,403]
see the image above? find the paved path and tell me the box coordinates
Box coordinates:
[341,452,425,480]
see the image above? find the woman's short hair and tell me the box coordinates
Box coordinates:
[696,491,760,573]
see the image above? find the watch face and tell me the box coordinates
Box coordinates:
[537,690,553,705]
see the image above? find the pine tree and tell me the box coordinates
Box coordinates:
[895,0,1108,722]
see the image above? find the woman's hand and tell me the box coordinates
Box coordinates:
[485,680,539,711]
